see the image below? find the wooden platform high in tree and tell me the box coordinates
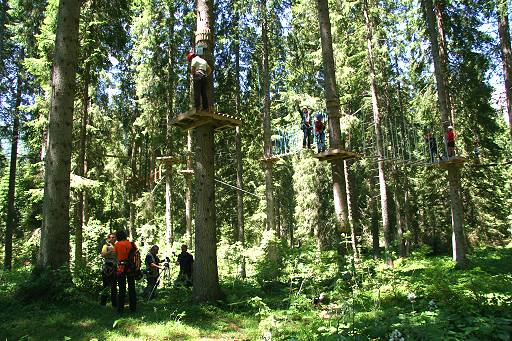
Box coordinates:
[259,155,281,163]
[179,168,195,175]
[170,109,242,130]
[435,156,467,169]
[313,148,362,162]
[156,155,182,167]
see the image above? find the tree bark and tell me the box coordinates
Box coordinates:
[165,4,176,245]
[434,0,455,127]
[186,131,193,248]
[192,0,222,302]
[74,62,89,268]
[363,0,392,266]
[316,0,350,272]
[344,160,358,258]
[39,0,81,270]
[497,0,512,137]
[423,0,466,265]
[261,0,275,232]
[4,72,22,271]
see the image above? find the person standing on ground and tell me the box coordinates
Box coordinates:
[100,232,117,307]
[188,52,212,111]
[114,230,137,313]
[143,245,164,299]
[176,244,194,287]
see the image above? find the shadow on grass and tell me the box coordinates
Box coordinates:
[0,276,262,341]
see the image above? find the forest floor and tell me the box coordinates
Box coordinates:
[1,244,511,340]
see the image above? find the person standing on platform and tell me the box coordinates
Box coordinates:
[298,105,313,149]
[187,52,212,112]
[447,125,456,157]
[424,130,438,163]
[314,113,326,153]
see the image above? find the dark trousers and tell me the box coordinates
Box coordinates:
[193,77,208,110]
[302,127,312,148]
[143,276,158,299]
[100,271,117,306]
[117,273,136,313]
[316,132,326,152]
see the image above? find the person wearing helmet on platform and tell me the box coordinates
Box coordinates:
[314,113,326,153]
[447,125,455,157]
[187,51,212,112]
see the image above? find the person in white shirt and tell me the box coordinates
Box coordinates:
[187,52,212,111]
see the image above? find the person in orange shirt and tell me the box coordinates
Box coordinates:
[114,230,137,313]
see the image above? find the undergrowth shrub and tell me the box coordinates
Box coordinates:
[15,267,76,303]
[254,230,286,287]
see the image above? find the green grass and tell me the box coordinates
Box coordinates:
[0,280,261,341]
[1,245,511,340]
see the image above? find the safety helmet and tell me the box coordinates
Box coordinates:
[315,113,322,120]
[448,125,453,130]
[187,52,195,62]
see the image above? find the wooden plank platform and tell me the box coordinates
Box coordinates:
[313,148,362,162]
[179,169,195,175]
[156,156,182,165]
[170,109,242,130]
[260,156,281,163]
[436,156,467,169]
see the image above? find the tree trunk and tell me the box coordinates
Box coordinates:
[186,131,193,248]
[128,138,138,239]
[261,0,275,232]
[363,0,392,266]
[192,0,222,302]
[344,160,358,259]
[423,0,466,265]
[235,127,246,278]
[316,0,350,273]
[402,176,411,257]
[393,168,406,258]
[39,0,81,270]
[234,6,246,278]
[370,177,381,259]
[434,0,455,127]
[165,6,176,246]
[4,72,22,271]
[497,0,512,137]
[165,171,173,244]
[75,62,89,268]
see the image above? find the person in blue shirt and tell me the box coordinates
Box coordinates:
[143,245,164,299]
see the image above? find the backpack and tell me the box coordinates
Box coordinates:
[122,242,143,280]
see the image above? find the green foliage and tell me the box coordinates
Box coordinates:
[253,230,286,287]
[14,267,76,303]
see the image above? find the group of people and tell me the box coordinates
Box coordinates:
[186,50,331,155]
[100,230,194,314]
[299,105,326,153]
[424,125,457,163]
